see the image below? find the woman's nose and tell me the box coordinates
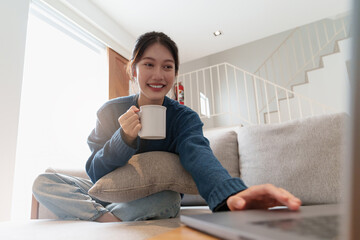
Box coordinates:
[152,67,164,80]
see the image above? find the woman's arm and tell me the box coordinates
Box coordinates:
[85,103,138,183]
[173,109,301,212]
[172,110,247,211]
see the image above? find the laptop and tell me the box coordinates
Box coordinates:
[181,1,360,239]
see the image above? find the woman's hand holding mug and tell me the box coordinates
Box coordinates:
[118,106,141,144]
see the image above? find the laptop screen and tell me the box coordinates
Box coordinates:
[343,0,360,239]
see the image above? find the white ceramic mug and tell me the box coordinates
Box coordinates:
[138,105,166,139]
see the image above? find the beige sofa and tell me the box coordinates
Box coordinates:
[1,112,346,240]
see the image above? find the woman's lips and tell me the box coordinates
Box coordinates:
[147,84,165,91]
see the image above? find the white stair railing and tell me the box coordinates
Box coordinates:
[175,63,335,128]
[254,14,350,116]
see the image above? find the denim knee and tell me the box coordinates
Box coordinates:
[151,190,181,219]
[108,190,181,221]
[32,173,108,221]
[32,173,53,198]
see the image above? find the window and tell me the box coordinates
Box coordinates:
[200,92,210,118]
[11,1,108,220]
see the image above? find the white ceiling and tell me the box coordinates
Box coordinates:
[57,0,351,63]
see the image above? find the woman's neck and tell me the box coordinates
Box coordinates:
[137,95,165,107]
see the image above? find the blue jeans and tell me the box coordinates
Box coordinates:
[32,173,181,221]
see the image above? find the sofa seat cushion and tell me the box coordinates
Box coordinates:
[237,113,347,205]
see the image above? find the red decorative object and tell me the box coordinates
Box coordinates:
[175,83,184,105]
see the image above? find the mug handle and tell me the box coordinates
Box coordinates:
[136,110,142,121]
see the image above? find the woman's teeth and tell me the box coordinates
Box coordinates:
[149,84,164,88]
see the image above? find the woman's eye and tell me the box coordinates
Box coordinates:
[144,63,153,67]
[164,65,174,69]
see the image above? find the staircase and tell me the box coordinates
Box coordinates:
[265,38,351,123]
[171,14,351,128]
[255,14,351,124]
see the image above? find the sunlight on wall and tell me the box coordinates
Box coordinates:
[11,3,108,220]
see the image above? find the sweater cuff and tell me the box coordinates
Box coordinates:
[111,128,137,158]
[208,178,248,212]
[120,128,138,149]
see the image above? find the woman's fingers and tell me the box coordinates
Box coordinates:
[227,184,302,211]
[227,195,246,211]
[252,184,301,210]
[277,187,302,209]
[118,106,141,140]
[120,106,139,122]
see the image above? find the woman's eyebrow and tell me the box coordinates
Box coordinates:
[164,59,175,63]
[141,57,155,61]
[141,57,174,63]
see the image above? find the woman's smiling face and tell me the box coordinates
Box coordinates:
[134,43,176,106]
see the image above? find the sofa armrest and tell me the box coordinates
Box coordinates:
[31,195,39,219]
[31,168,89,219]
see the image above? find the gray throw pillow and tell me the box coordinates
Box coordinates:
[88,151,198,203]
[237,113,347,205]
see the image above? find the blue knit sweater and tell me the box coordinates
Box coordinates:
[86,95,247,211]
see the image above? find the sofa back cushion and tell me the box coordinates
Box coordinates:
[204,126,241,178]
[181,126,241,205]
[237,113,347,205]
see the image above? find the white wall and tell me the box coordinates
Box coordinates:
[0,0,30,221]
[179,29,291,128]
[180,30,291,74]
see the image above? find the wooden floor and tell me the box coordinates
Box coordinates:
[148,226,219,240]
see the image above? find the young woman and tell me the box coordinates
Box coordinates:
[33,31,301,222]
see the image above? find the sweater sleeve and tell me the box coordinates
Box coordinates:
[85,104,137,183]
[173,110,247,211]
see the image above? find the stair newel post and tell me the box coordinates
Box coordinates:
[264,62,270,110]
[176,76,179,103]
[253,76,261,124]
[264,80,271,124]
[209,67,215,116]
[257,67,264,111]
[243,72,251,124]
[285,90,292,121]
[202,70,206,105]
[216,65,223,114]
[189,73,193,110]
[196,71,200,115]
[202,69,208,117]
[233,67,240,124]
[182,75,186,106]
[274,85,281,123]
[224,64,232,125]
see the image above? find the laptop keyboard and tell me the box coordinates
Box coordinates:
[252,215,339,240]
